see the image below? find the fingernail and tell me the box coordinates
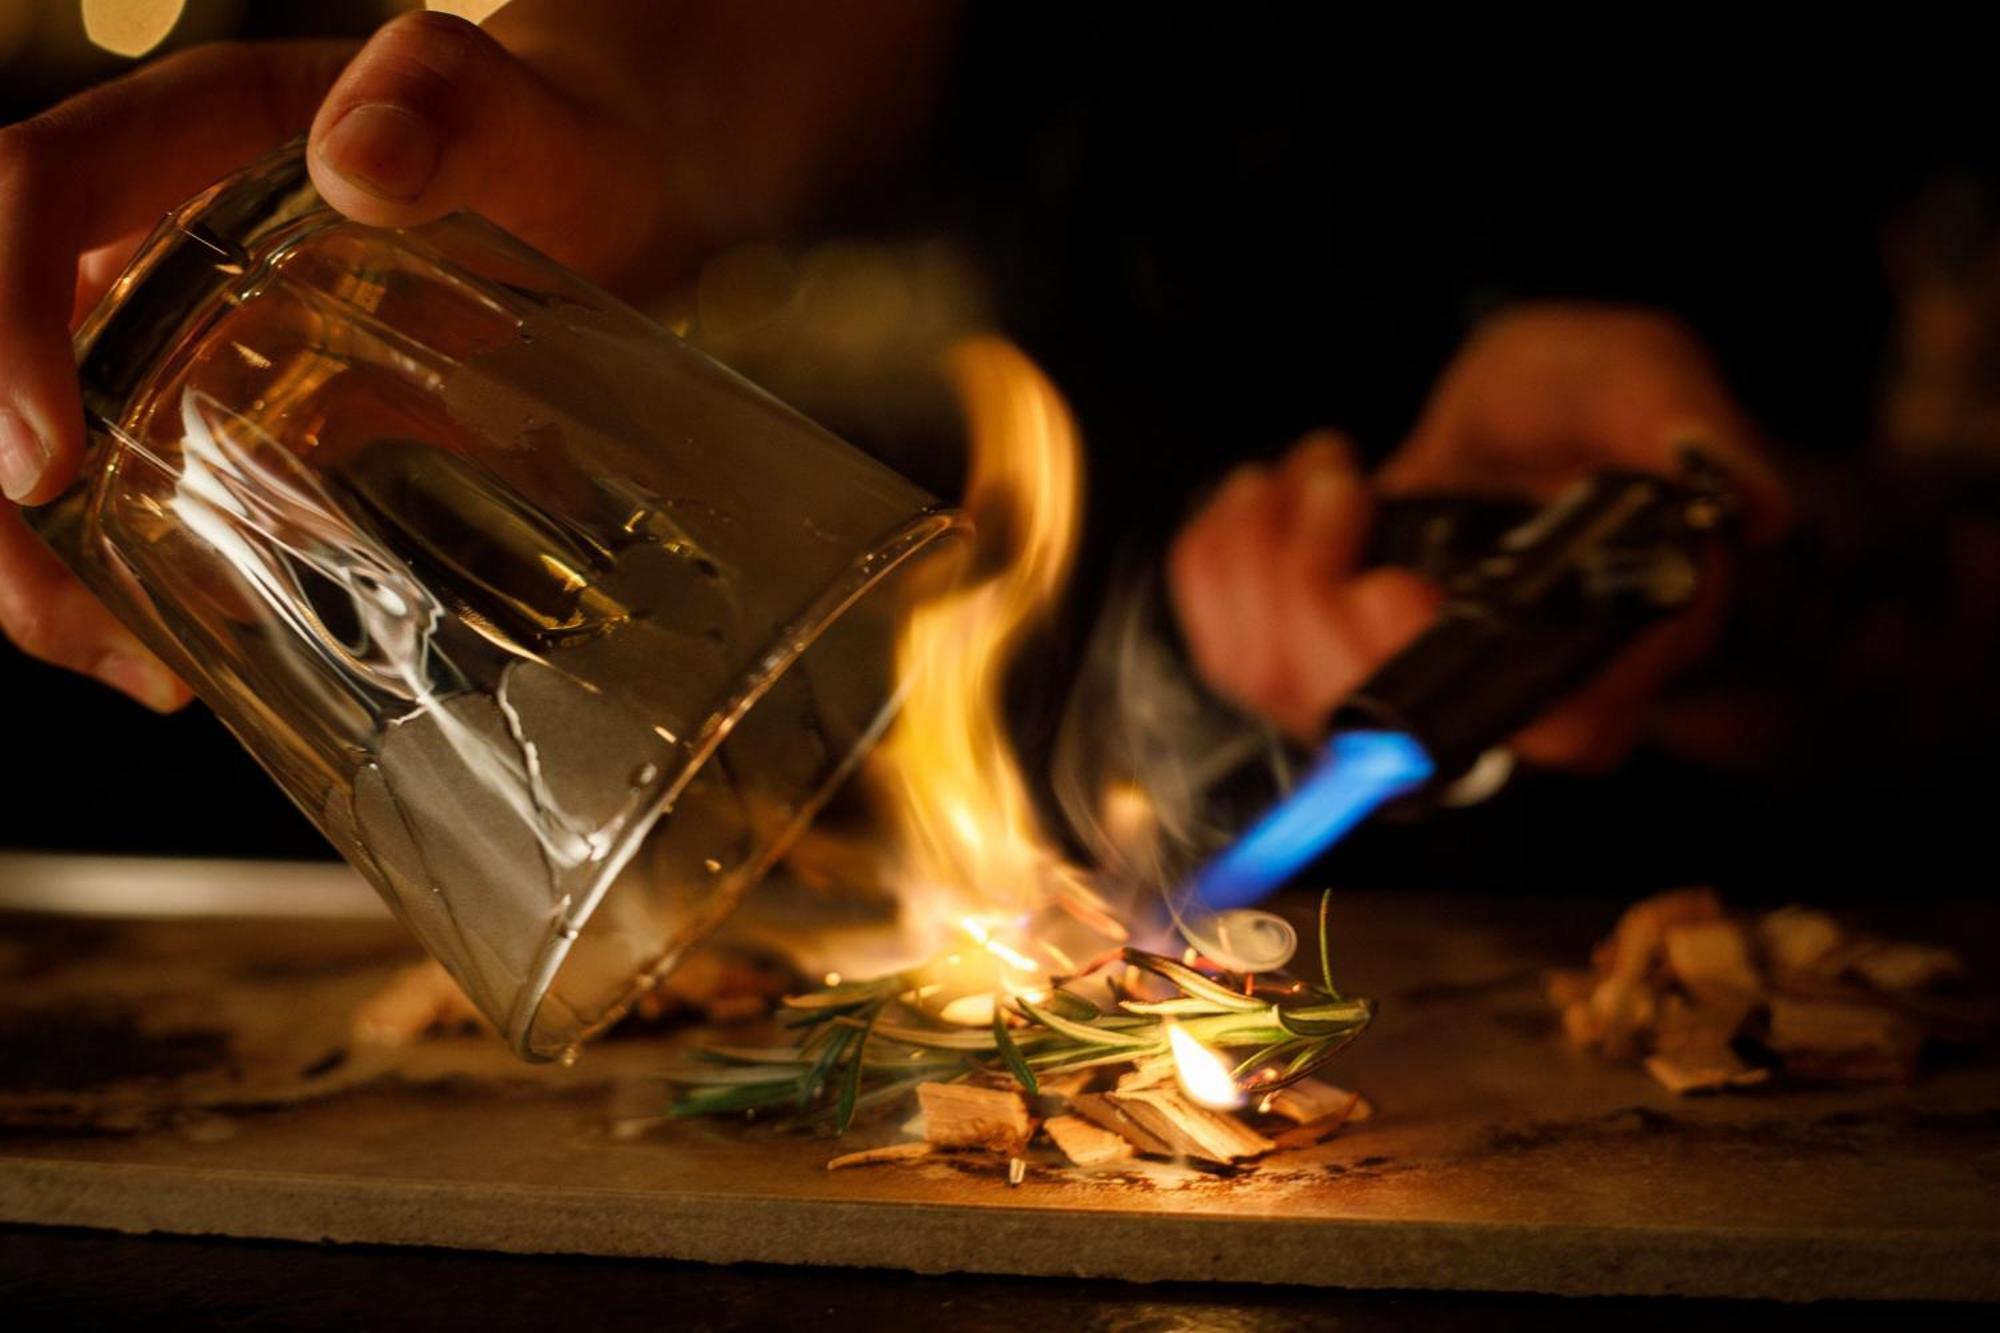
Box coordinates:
[0,408,51,502]
[318,103,441,203]
[97,651,188,713]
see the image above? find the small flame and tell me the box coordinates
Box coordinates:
[870,337,1086,950]
[1167,1021,1245,1110]
[959,915,1040,974]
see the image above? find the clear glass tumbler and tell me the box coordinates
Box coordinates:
[31,141,964,1059]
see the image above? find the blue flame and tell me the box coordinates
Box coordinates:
[1189,730,1434,910]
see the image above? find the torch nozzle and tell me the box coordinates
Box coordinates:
[1188,729,1433,910]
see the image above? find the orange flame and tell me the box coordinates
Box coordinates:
[869,336,1086,963]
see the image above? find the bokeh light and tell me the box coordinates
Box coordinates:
[79,0,185,58]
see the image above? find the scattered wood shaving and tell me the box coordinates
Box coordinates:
[1768,997,1922,1084]
[1030,1070,1096,1106]
[1664,920,1763,1001]
[1070,1092,1174,1157]
[1261,1078,1368,1125]
[1110,1088,1276,1163]
[1555,888,1979,1094]
[1269,1095,1361,1150]
[1643,1053,1771,1095]
[826,1142,936,1171]
[1587,973,1657,1062]
[1758,907,1844,980]
[1113,1054,1176,1092]
[918,1081,1031,1154]
[1043,1113,1136,1167]
[1847,941,1966,994]
[1600,886,1723,981]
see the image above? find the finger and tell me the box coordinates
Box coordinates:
[1168,466,1276,710]
[1264,433,1371,732]
[1278,566,1440,738]
[0,508,189,711]
[72,231,147,328]
[1274,431,1369,584]
[1211,464,1299,712]
[0,40,353,505]
[308,11,662,281]
[1382,306,1791,540]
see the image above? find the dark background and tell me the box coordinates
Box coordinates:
[4,4,1999,908]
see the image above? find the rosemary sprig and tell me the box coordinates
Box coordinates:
[665,891,1373,1131]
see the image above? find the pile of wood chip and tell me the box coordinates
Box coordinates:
[1548,887,1986,1093]
[827,1070,1372,1177]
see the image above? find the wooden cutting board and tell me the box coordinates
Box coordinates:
[0,855,1994,1301]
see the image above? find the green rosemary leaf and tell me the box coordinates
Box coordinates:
[1122,950,1265,1012]
[669,1080,801,1117]
[781,980,899,1011]
[1016,998,1156,1048]
[834,1005,884,1134]
[872,1022,1004,1050]
[799,1023,858,1108]
[660,1063,805,1087]
[1274,1006,1370,1039]
[1043,990,1101,1022]
[1120,997,1235,1017]
[1279,997,1375,1027]
[991,1009,1039,1095]
[695,1045,816,1066]
[1230,1039,1298,1080]
[1028,1045,1169,1076]
[1317,889,1341,1001]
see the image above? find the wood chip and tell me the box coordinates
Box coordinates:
[1561,998,1604,1049]
[1110,1089,1275,1163]
[1071,1092,1174,1157]
[1663,920,1763,1000]
[1113,1054,1175,1092]
[1043,1114,1135,1167]
[1643,1053,1771,1095]
[1644,993,1766,1094]
[1587,974,1658,1061]
[1848,941,1966,994]
[1603,886,1724,981]
[1654,991,1754,1053]
[1031,1070,1096,1105]
[826,1141,935,1171]
[1768,997,1922,1083]
[1261,1078,1369,1125]
[1269,1094,1362,1150]
[1756,906,1845,980]
[917,1082,1031,1154]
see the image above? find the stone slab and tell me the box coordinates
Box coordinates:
[0,856,1994,1301]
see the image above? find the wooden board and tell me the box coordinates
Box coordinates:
[0,856,1995,1301]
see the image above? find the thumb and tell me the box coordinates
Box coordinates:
[306,11,663,282]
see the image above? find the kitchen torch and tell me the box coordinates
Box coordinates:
[1060,452,1741,954]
